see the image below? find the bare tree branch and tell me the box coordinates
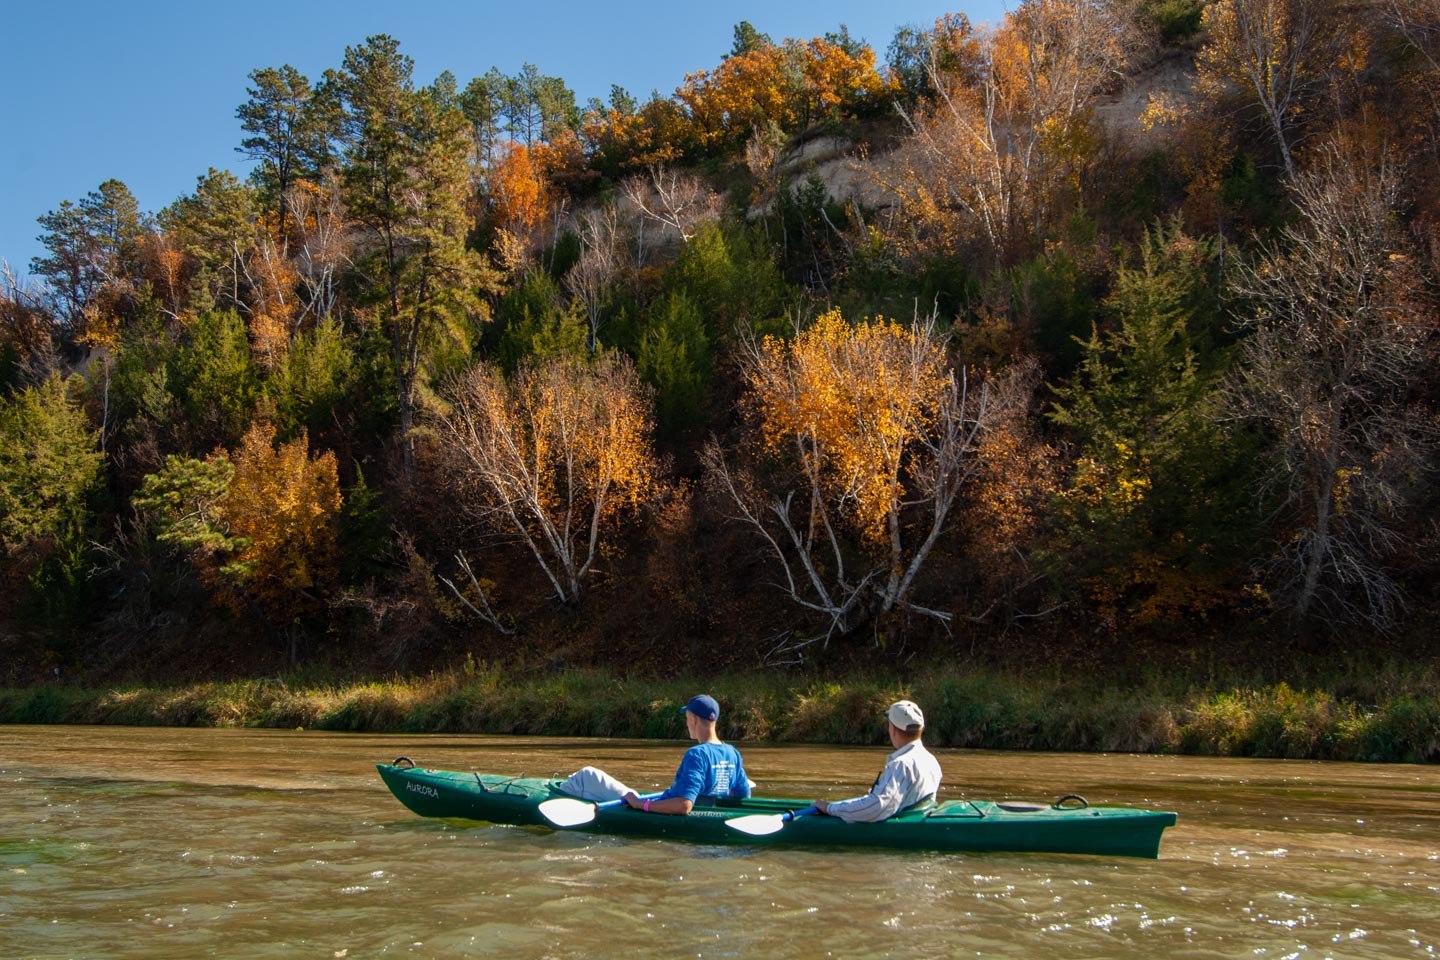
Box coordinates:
[436,550,515,634]
[620,164,720,245]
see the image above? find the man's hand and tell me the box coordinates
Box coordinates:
[814,800,829,814]
[623,792,641,809]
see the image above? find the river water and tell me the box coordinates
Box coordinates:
[2,725,1436,959]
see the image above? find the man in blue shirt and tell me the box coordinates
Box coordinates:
[558,694,752,815]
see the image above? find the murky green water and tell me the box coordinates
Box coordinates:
[2,725,1436,958]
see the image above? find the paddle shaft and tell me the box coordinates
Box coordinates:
[601,791,663,811]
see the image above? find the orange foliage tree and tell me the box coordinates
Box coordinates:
[244,228,301,369]
[705,309,1036,643]
[220,422,342,622]
[676,32,890,152]
[679,45,792,153]
[486,140,553,264]
[136,424,342,625]
[582,95,689,174]
[881,1,1143,264]
[787,35,892,127]
[434,352,658,607]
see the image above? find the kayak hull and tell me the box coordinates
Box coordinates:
[376,764,1177,858]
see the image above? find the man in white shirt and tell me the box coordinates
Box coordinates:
[813,700,942,822]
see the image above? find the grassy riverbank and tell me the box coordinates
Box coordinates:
[3,660,1437,762]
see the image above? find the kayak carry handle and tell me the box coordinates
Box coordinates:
[1054,794,1088,809]
[393,756,416,768]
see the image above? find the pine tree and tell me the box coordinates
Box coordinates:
[1050,220,1250,624]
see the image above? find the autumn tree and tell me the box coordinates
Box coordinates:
[1196,0,1355,180]
[679,44,792,152]
[486,140,553,265]
[582,92,689,176]
[135,423,342,626]
[433,352,658,607]
[881,1,1144,264]
[243,232,301,368]
[704,309,1034,643]
[1225,147,1436,629]
[222,423,343,622]
[785,33,892,128]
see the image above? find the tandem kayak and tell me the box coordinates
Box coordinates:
[376,761,1178,858]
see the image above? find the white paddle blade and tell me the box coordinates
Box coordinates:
[724,814,786,837]
[538,798,597,828]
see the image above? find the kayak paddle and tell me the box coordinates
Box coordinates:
[725,806,820,837]
[538,792,663,827]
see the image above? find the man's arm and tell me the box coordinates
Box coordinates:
[627,748,702,815]
[623,792,693,814]
[816,765,908,822]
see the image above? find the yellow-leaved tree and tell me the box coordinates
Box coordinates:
[135,422,343,630]
[1195,0,1358,180]
[221,423,343,623]
[704,309,1038,646]
[679,45,792,152]
[434,352,658,613]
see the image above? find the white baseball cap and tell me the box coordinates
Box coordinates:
[888,700,924,729]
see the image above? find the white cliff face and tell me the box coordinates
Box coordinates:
[1091,50,1201,145]
[562,49,1203,244]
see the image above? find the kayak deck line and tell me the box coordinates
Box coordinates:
[376,763,1178,859]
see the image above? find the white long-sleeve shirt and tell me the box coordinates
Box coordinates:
[824,740,942,823]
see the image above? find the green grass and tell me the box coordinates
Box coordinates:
[0,664,1435,762]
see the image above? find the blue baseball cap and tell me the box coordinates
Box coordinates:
[681,694,720,722]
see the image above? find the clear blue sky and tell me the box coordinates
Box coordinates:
[1,1,1004,280]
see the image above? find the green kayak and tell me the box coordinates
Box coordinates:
[376,761,1177,858]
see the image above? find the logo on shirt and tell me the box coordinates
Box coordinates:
[712,760,736,795]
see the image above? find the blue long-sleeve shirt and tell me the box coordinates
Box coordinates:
[658,741,751,804]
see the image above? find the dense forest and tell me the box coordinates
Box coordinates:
[2,0,1438,685]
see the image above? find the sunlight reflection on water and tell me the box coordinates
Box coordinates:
[1,725,1437,959]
